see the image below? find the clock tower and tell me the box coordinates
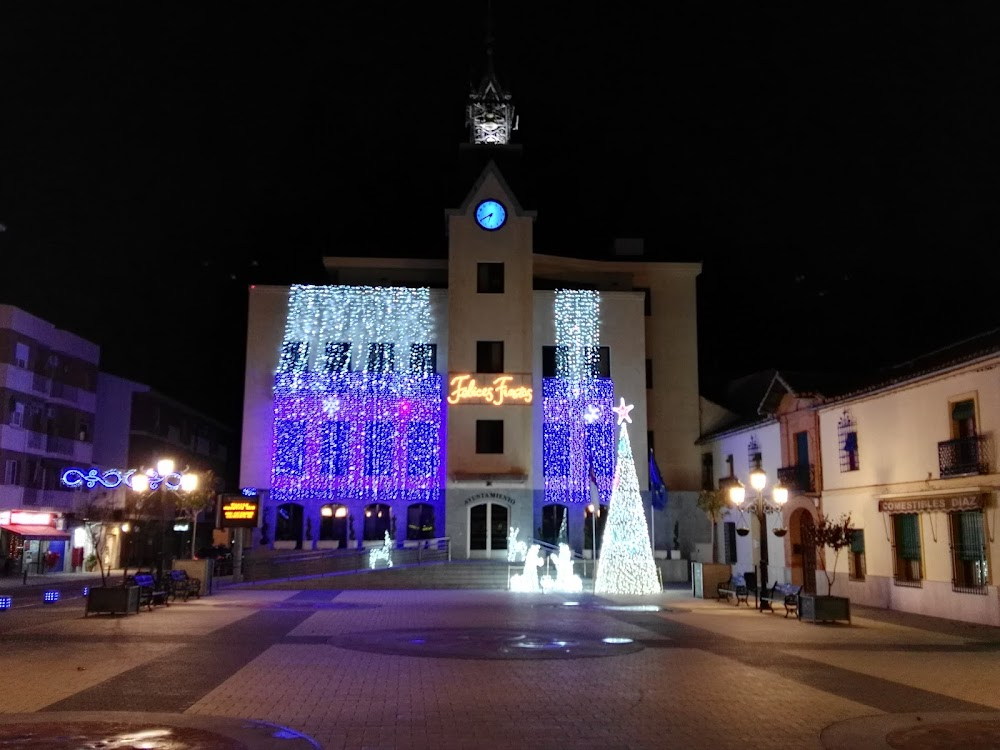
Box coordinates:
[465,24,518,145]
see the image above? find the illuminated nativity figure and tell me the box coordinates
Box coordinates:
[509,543,544,592]
[369,530,393,569]
[540,543,584,594]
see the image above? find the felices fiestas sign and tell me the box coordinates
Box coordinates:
[447,374,533,406]
[221,496,260,528]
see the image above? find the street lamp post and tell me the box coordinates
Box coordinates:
[130,459,198,580]
[728,466,788,611]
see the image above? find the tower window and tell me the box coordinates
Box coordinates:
[477,263,505,294]
[476,341,504,373]
[476,420,504,454]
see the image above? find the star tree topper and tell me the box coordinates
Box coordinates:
[612,397,634,425]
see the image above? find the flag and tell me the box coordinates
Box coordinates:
[649,448,668,510]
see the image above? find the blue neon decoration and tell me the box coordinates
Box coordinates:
[60,468,136,490]
[271,371,444,507]
[0,596,11,609]
[82,587,89,597]
[61,467,188,491]
[542,378,616,504]
[241,487,258,497]
[43,591,59,603]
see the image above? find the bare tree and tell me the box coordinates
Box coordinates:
[696,489,729,564]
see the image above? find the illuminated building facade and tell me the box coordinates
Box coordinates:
[239,63,703,560]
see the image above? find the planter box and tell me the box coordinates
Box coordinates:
[798,594,851,624]
[85,585,140,616]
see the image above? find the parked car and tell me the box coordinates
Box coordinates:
[196,545,234,576]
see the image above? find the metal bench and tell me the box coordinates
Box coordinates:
[129,573,168,611]
[167,569,201,601]
[760,582,801,617]
[717,575,751,607]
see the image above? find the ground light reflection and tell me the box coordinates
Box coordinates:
[329,627,646,660]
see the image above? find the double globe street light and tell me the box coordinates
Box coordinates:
[129,459,199,575]
[728,465,788,611]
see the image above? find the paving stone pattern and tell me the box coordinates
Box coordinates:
[0,582,999,749]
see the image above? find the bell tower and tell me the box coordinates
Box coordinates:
[465,3,518,145]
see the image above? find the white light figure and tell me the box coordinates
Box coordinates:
[369,530,393,569]
[507,527,529,563]
[594,398,661,595]
[509,544,544,592]
[540,543,584,594]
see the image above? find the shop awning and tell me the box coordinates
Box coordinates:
[0,524,71,540]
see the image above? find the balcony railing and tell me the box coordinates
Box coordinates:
[938,434,992,478]
[777,463,815,493]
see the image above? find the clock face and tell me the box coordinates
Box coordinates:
[475,199,507,231]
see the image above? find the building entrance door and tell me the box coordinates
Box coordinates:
[468,502,509,559]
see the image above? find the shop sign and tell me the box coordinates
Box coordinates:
[220,495,260,527]
[447,374,533,406]
[878,495,984,514]
[0,511,54,526]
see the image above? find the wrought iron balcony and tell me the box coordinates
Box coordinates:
[938,434,992,478]
[777,463,815,493]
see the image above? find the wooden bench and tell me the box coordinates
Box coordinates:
[167,569,201,601]
[129,573,168,611]
[760,582,801,617]
[717,575,751,607]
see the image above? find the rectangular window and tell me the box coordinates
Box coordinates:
[406,422,437,477]
[645,359,653,389]
[15,342,29,369]
[723,521,737,564]
[542,345,564,378]
[593,346,611,378]
[320,421,350,477]
[409,344,437,375]
[892,513,923,586]
[543,424,570,477]
[476,420,504,454]
[364,422,394,476]
[634,286,651,316]
[950,510,989,594]
[366,343,395,373]
[9,401,23,428]
[274,420,306,477]
[323,342,351,373]
[477,262,504,294]
[278,342,310,373]
[848,529,866,581]
[476,341,504,373]
[701,453,714,491]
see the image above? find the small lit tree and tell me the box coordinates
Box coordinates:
[697,489,729,564]
[80,496,121,587]
[172,470,219,558]
[813,512,856,594]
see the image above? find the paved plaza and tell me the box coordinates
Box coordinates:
[1,578,999,749]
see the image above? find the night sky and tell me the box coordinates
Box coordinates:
[2,3,998,445]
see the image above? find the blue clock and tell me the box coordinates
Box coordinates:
[475,199,507,231]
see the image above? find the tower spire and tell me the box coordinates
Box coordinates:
[466,0,518,145]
